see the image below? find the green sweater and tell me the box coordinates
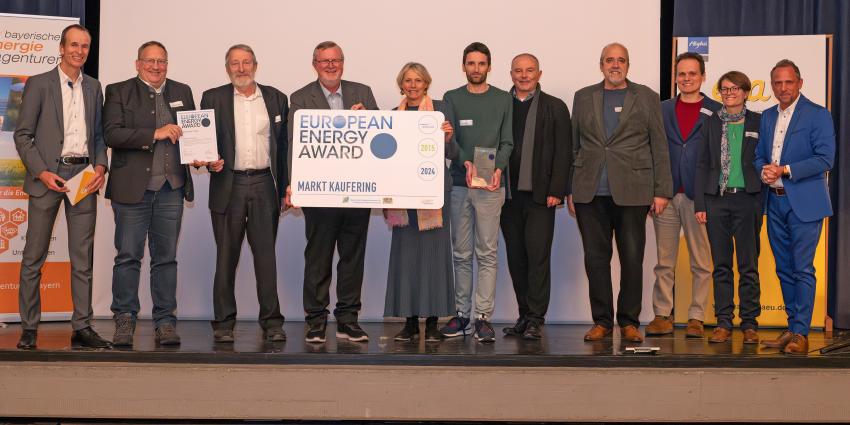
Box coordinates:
[444,84,513,187]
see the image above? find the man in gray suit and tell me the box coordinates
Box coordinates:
[13,24,110,349]
[567,42,672,343]
[285,41,378,343]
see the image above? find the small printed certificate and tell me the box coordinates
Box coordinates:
[64,164,95,206]
[291,109,445,209]
[176,109,219,163]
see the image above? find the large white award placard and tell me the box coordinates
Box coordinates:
[291,109,445,209]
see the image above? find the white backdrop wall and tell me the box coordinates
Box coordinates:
[93,0,661,323]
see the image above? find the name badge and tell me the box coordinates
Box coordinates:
[700,107,713,116]
[275,115,282,123]
[745,131,759,138]
[169,101,184,108]
[460,119,473,127]
[614,106,623,113]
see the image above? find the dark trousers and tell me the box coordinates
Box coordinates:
[210,171,283,331]
[766,191,822,336]
[705,191,762,330]
[574,196,649,328]
[302,206,370,325]
[499,190,555,325]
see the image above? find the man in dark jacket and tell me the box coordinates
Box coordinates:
[500,53,571,340]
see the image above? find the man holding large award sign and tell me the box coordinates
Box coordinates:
[287,41,378,343]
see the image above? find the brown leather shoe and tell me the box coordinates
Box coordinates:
[620,325,644,343]
[762,329,793,348]
[685,319,704,338]
[783,334,809,355]
[743,328,759,344]
[645,315,673,335]
[584,324,612,341]
[708,327,731,343]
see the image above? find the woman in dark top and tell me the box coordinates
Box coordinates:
[384,62,459,342]
[694,71,763,344]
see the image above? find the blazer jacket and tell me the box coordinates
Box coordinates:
[200,83,289,213]
[661,94,722,200]
[14,66,108,197]
[103,77,196,204]
[754,94,835,222]
[568,80,672,205]
[506,89,572,205]
[693,109,762,213]
[286,79,378,179]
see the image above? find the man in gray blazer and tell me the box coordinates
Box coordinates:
[567,42,673,343]
[13,24,110,349]
[285,41,378,344]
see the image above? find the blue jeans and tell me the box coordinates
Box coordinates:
[110,183,184,327]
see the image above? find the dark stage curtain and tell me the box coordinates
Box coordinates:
[673,0,850,329]
[0,0,97,78]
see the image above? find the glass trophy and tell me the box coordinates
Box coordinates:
[470,147,497,188]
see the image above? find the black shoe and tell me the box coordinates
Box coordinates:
[503,317,528,336]
[523,322,543,340]
[305,321,327,343]
[394,317,420,341]
[424,316,441,342]
[72,327,112,349]
[263,327,287,342]
[17,329,37,350]
[336,321,369,342]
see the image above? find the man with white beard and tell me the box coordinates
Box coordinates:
[199,44,289,343]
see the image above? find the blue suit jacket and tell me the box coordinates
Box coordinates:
[660,93,722,200]
[754,94,835,222]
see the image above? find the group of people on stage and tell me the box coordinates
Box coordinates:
[13,24,834,356]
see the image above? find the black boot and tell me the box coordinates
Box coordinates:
[424,316,441,342]
[394,316,420,341]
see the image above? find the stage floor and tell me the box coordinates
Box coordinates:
[1,319,848,367]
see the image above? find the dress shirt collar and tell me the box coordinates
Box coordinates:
[139,76,166,94]
[58,66,83,87]
[778,94,800,116]
[233,83,263,101]
[320,81,342,98]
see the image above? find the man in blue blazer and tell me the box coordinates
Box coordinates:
[647,52,721,338]
[755,59,835,355]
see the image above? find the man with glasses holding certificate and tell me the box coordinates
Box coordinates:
[103,41,196,347]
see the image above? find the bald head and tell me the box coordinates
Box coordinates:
[511,53,540,69]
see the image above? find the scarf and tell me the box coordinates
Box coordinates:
[517,85,541,191]
[384,94,443,231]
[718,106,746,194]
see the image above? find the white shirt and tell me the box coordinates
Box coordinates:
[320,81,344,110]
[58,67,87,157]
[769,95,800,188]
[233,84,271,170]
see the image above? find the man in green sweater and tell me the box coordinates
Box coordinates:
[439,42,513,342]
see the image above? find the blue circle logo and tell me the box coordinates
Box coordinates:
[332,115,346,128]
[201,118,211,127]
[370,133,397,159]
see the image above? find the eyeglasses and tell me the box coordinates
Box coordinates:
[139,58,168,66]
[719,86,741,94]
[314,58,344,66]
[228,60,255,68]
